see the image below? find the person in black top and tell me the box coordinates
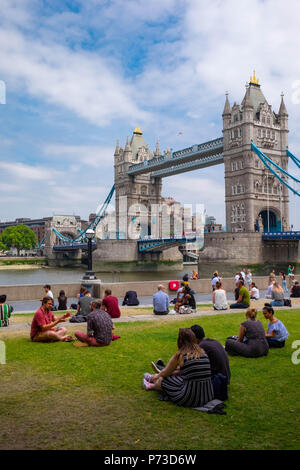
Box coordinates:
[290,281,300,298]
[122,290,140,306]
[57,290,68,310]
[191,324,231,384]
[183,286,196,310]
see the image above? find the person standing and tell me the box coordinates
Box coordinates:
[246,270,252,290]
[153,284,169,315]
[287,265,295,288]
[269,270,276,285]
[101,289,121,319]
[211,272,220,291]
[280,272,288,294]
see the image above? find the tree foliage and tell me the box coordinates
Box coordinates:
[0,225,37,254]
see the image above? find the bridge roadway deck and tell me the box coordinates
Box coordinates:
[127,137,224,178]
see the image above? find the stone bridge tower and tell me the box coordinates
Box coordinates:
[222,72,289,233]
[45,215,82,266]
[114,126,162,239]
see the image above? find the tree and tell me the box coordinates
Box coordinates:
[0,239,7,252]
[0,225,37,255]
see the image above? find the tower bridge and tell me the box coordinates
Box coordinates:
[49,72,300,268]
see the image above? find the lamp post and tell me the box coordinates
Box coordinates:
[83,228,97,280]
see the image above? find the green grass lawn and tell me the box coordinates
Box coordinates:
[0,310,299,450]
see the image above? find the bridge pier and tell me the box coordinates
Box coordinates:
[92,239,183,272]
[199,232,300,264]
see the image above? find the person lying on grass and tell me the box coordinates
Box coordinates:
[142,328,214,408]
[30,297,72,342]
[262,303,289,348]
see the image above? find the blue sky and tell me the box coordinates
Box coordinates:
[0,0,299,228]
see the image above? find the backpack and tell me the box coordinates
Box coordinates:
[284,298,292,307]
[211,373,228,401]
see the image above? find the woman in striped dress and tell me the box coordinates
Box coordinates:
[142,328,214,407]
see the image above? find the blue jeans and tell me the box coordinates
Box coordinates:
[229,302,249,309]
[270,300,284,307]
[267,337,285,348]
[282,280,288,293]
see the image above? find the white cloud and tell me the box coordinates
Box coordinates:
[0,29,148,127]
[43,144,115,168]
[0,161,62,180]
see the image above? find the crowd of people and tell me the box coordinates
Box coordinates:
[142,303,289,407]
[0,266,294,412]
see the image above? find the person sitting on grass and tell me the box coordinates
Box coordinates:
[70,289,94,323]
[212,281,228,310]
[190,324,231,384]
[57,290,68,311]
[229,279,250,309]
[0,294,14,327]
[270,282,285,307]
[142,328,214,408]
[101,289,121,319]
[122,290,140,306]
[30,297,72,342]
[290,281,300,298]
[225,308,269,357]
[250,282,260,300]
[262,303,289,348]
[153,284,169,315]
[74,299,120,347]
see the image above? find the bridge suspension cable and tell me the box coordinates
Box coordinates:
[251,142,300,197]
[286,148,300,169]
[52,185,115,244]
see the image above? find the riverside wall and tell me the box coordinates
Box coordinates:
[1,275,299,302]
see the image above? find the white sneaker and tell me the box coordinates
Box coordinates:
[169,309,176,314]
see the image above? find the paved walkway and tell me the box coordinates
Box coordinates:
[10,291,269,314]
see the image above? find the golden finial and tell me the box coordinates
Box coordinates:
[250,70,259,85]
[133,124,142,135]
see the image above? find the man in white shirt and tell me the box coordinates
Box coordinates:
[250,282,260,300]
[43,284,54,300]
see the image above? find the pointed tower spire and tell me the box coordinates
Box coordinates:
[123,135,132,162]
[125,135,131,151]
[114,138,120,156]
[154,138,161,157]
[279,92,288,116]
[242,85,253,109]
[222,92,231,116]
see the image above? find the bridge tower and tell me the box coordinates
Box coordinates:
[114,126,162,238]
[222,72,289,233]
